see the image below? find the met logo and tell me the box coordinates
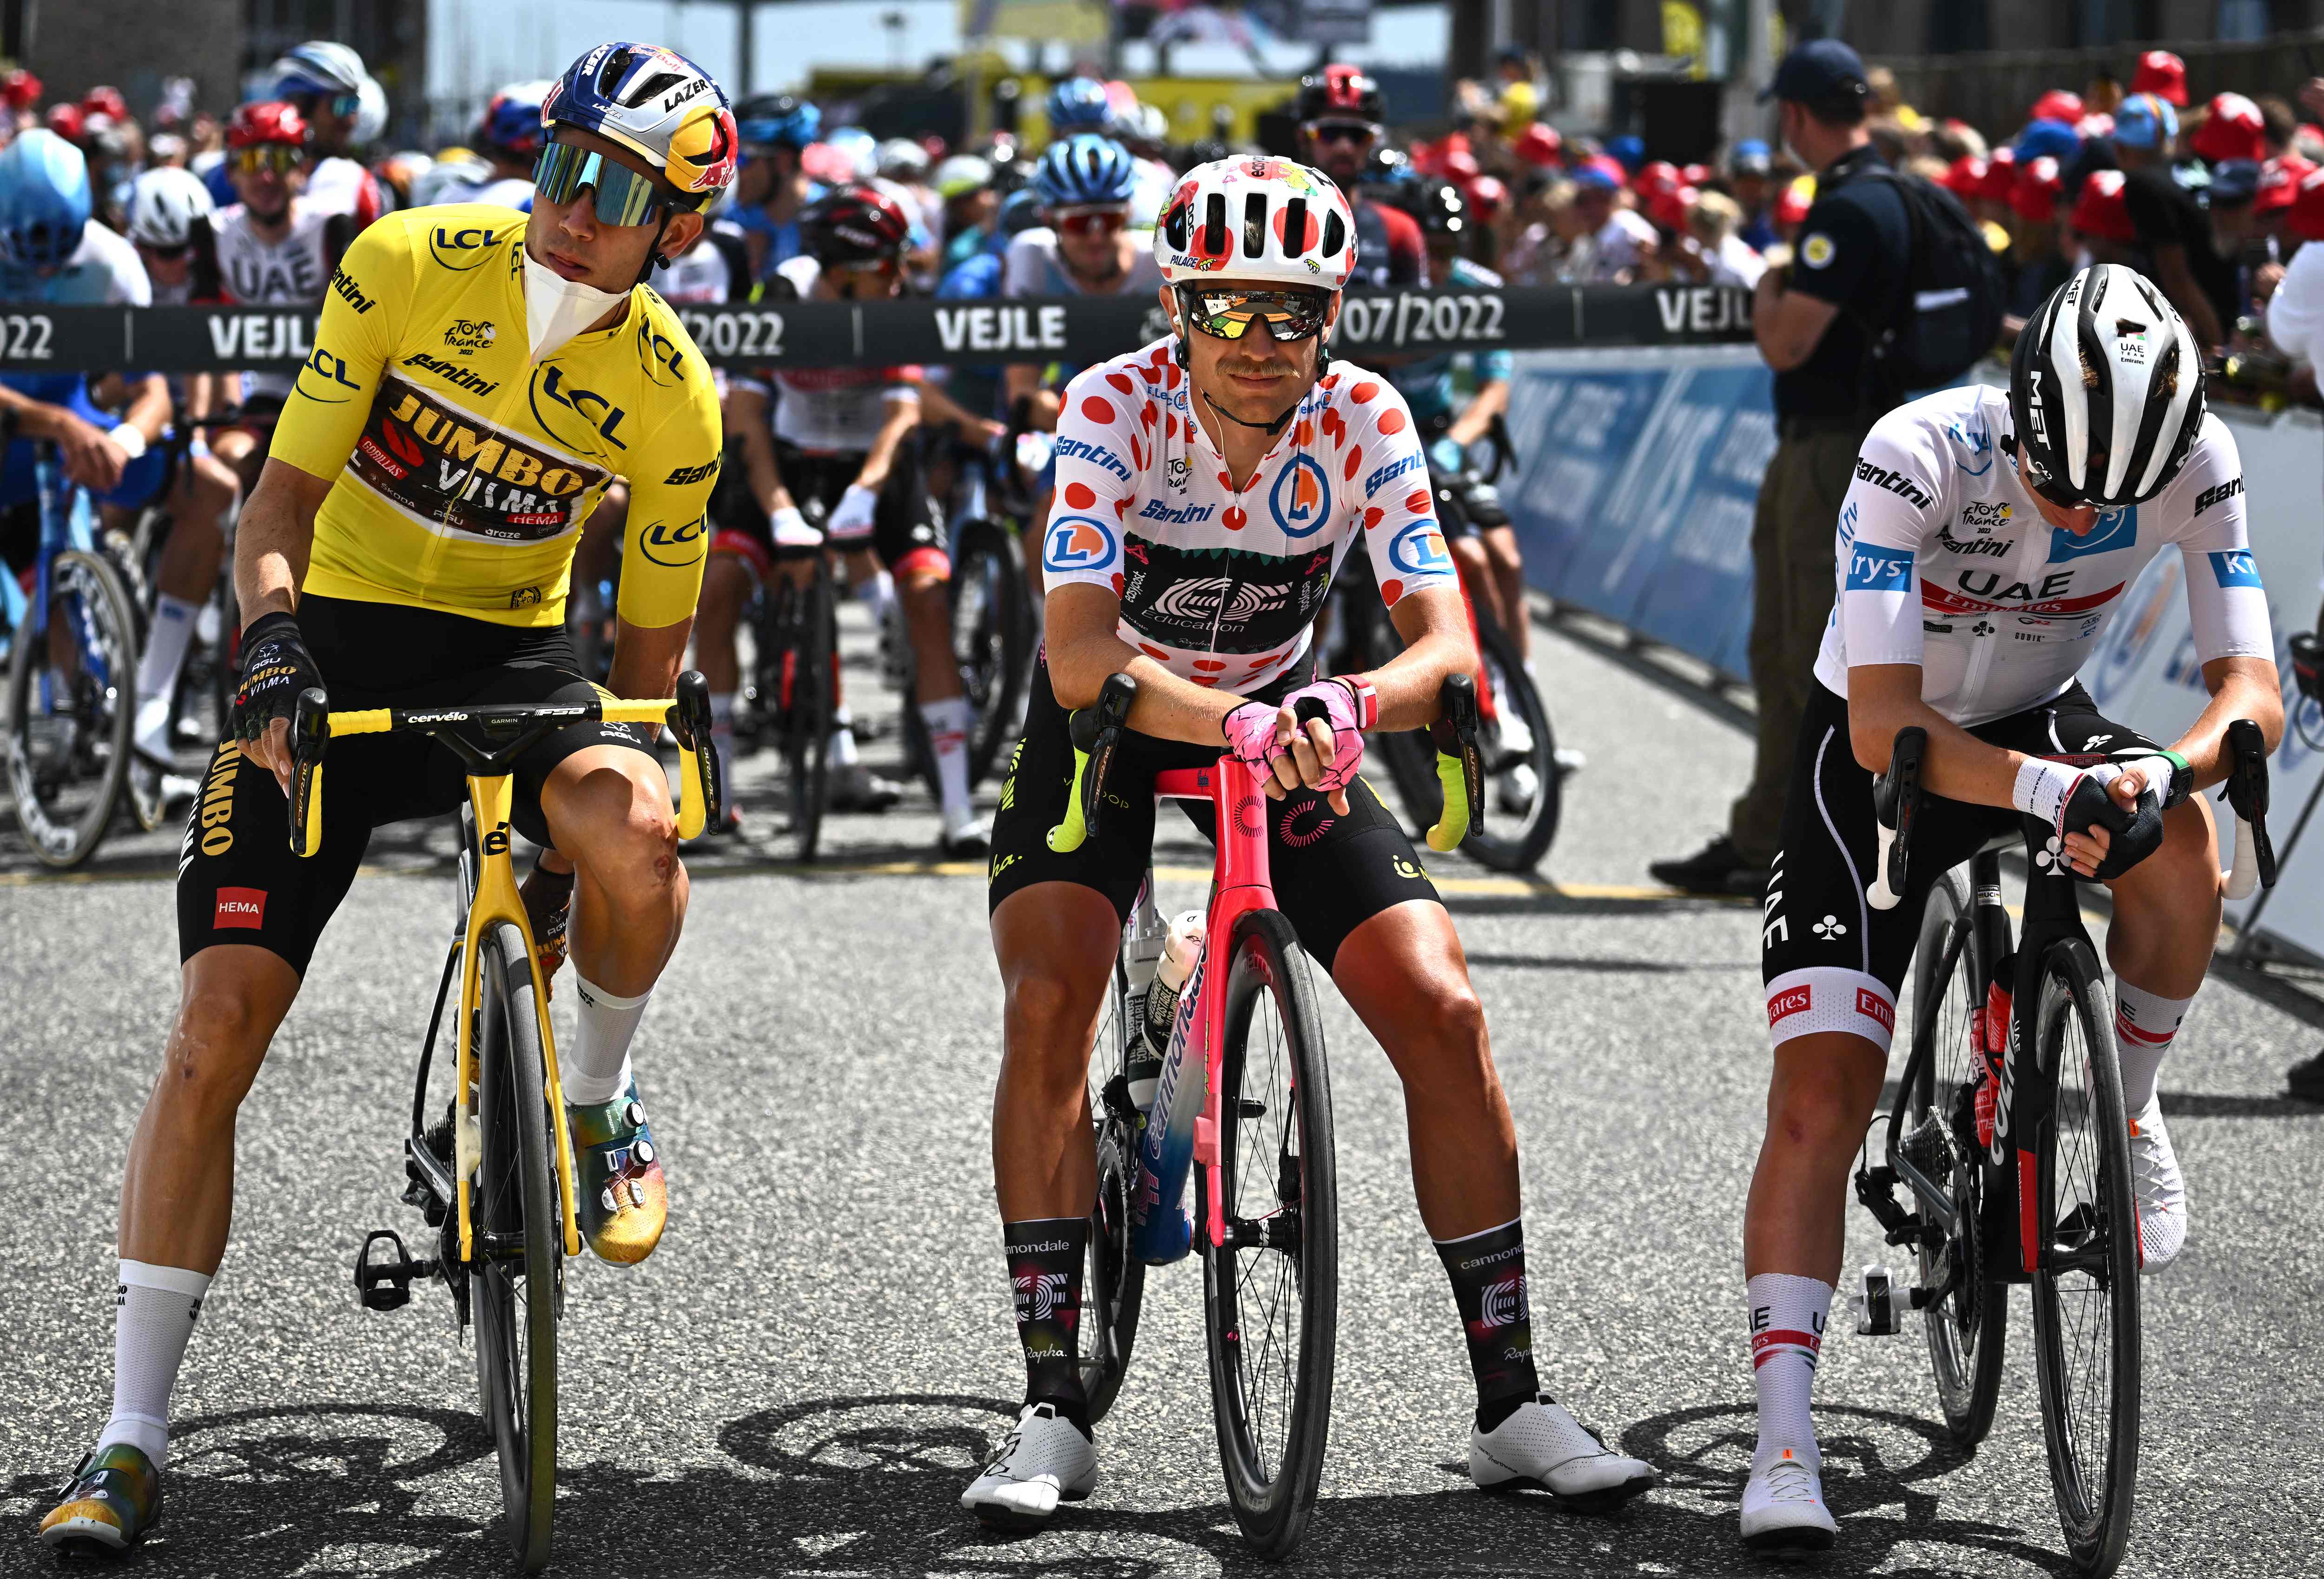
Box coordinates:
[2209,549,2263,588]
[1269,454,1331,538]
[1845,548,1913,592]
[1043,515,1118,573]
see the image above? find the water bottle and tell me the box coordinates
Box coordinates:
[1133,909,1205,1110]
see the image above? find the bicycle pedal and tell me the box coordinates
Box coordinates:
[1854,1262,1903,1336]
[355,1228,435,1312]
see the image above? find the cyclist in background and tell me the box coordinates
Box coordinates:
[1042,76,1114,144]
[205,103,351,502]
[934,153,996,272]
[423,81,549,210]
[1110,99,1175,229]
[120,166,246,768]
[36,41,736,1555]
[1296,66,1425,291]
[1738,268,2281,1555]
[728,93,822,283]
[713,184,1000,851]
[268,41,384,227]
[965,154,1655,1529]
[1388,178,1540,811]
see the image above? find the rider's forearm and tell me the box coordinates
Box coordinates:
[2171,657,2285,788]
[0,386,67,439]
[1047,627,1241,747]
[1370,586,1481,732]
[607,614,690,703]
[234,465,320,623]
[852,402,918,492]
[1847,664,2030,809]
[123,375,172,444]
[912,377,987,439]
[1446,381,1508,447]
[729,404,793,516]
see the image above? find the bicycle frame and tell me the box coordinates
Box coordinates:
[4,447,98,641]
[1129,754,1276,1266]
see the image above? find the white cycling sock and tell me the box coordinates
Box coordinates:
[2113,979,2192,1111]
[564,974,649,1106]
[1746,1272,1829,1467]
[829,706,860,769]
[856,570,895,629]
[707,691,737,803]
[921,696,973,816]
[133,595,201,752]
[98,1261,211,1469]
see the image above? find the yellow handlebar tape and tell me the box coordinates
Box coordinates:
[1425,752,1471,853]
[1046,747,1094,853]
[677,748,707,840]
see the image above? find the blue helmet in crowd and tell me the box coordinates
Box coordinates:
[736,92,819,153]
[995,185,1043,240]
[1033,133,1135,208]
[479,79,554,159]
[1046,76,1113,134]
[0,129,93,271]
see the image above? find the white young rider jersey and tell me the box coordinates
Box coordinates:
[1042,337,1459,691]
[304,155,384,227]
[1816,383,2273,726]
[736,254,918,453]
[215,198,337,403]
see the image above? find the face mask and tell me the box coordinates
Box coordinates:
[522,251,629,362]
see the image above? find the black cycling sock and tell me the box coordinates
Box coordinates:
[1434,1218,1539,1431]
[1004,1217,1089,1432]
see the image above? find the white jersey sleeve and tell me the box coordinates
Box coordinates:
[1001,230,1052,298]
[2266,242,2324,368]
[1831,405,1956,673]
[1039,364,1136,599]
[2152,415,2273,666]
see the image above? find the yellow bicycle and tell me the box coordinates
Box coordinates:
[301,675,721,1572]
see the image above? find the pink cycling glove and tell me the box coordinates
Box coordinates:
[1279,676,1378,794]
[1222,699,1288,771]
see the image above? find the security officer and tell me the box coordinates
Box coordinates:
[1652,38,1912,895]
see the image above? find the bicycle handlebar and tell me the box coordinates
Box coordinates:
[286,671,723,857]
[1867,727,1927,911]
[1046,671,1138,854]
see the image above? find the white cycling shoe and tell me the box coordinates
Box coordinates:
[962,1402,1097,1531]
[2127,1094,2188,1272]
[1469,1395,1656,1513]
[1498,762,1541,814]
[1741,1444,1838,1557]
[941,803,992,857]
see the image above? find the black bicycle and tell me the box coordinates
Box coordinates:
[1851,721,2276,1575]
[738,537,841,861]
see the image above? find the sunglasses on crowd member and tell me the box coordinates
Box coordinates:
[1306,120,1377,146]
[1053,206,1128,237]
[290,91,362,121]
[534,141,677,228]
[231,144,302,177]
[1177,284,1332,343]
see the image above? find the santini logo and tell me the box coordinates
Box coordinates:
[1855,460,1933,508]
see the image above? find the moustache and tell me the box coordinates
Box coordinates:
[1220,359,1296,379]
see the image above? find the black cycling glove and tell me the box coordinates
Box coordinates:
[232,611,322,750]
[2056,770,2166,882]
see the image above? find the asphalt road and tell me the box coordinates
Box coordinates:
[4,602,2322,1579]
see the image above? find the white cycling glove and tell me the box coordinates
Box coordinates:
[826,484,880,543]
[2012,758,2123,836]
[770,504,821,548]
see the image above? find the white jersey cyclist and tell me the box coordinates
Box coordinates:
[739,252,920,453]
[1041,337,1458,691]
[1815,381,2271,725]
[1001,225,1163,300]
[214,198,338,403]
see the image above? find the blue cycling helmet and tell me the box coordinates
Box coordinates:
[1033,133,1135,208]
[736,92,819,153]
[995,185,1043,240]
[0,129,92,271]
[1046,77,1112,134]
[479,79,554,159]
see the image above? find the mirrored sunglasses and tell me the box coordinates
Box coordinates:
[1055,207,1128,237]
[231,145,302,176]
[534,142,673,228]
[1179,285,1331,343]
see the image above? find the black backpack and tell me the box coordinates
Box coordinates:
[1840,168,2007,399]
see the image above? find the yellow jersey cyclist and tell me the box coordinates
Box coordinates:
[39,41,737,1557]
[965,155,1655,1529]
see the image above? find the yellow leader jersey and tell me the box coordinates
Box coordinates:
[270,205,722,628]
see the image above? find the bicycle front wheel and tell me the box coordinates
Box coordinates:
[5,548,139,868]
[1907,871,2007,1447]
[470,921,561,1572]
[2028,938,2140,1576]
[1080,952,1145,1423]
[1202,907,1337,1559]
[1460,607,1560,873]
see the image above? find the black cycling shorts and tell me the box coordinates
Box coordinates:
[176,595,655,975]
[1760,680,2158,1052]
[708,435,947,579]
[988,658,1443,972]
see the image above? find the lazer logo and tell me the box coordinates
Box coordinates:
[2195,476,2244,514]
[329,266,375,315]
[1854,460,1933,508]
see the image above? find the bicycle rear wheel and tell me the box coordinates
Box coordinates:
[5,549,139,868]
[1203,908,1336,1559]
[1904,871,2007,1447]
[951,518,1034,786]
[1460,607,1559,873]
[1080,952,1145,1423]
[470,921,561,1572]
[2028,938,2140,1576]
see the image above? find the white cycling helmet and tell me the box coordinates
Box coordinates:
[1155,155,1356,290]
[2009,262,2205,509]
[877,136,929,181]
[272,40,369,99]
[127,165,214,249]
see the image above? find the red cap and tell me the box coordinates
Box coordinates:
[1513,122,1562,168]
[80,85,127,122]
[2070,169,2137,243]
[1981,145,2018,205]
[1646,182,1695,230]
[2,68,42,110]
[1442,147,1480,184]
[1774,181,1810,228]
[2029,89,2085,126]
[1941,155,1987,197]
[44,102,83,140]
[1635,160,1681,195]
[1467,175,1508,221]
[2191,92,2267,164]
[2011,156,2065,224]
[2131,50,2189,107]
[2290,167,2324,241]
[227,100,310,150]
[2256,156,2307,215]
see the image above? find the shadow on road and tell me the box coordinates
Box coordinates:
[2,1392,2078,1578]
